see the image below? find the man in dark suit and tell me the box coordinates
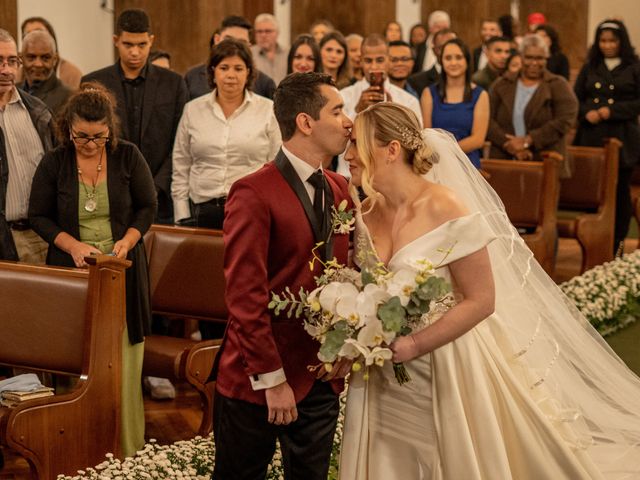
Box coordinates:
[212,73,353,480]
[83,8,188,224]
[184,16,276,101]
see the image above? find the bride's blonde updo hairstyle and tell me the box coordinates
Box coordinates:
[354,102,436,199]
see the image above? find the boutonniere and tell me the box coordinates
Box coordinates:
[331,199,355,235]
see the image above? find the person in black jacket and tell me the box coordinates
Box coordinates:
[29,83,157,457]
[573,19,640,254]
[535,25,569,79]
[82,8,187,224]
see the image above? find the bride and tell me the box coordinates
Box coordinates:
[339,102,640,479]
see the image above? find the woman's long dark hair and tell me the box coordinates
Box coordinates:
[287,34,321,74]
[535,24,562,55]
[436,38,472,102]
[588,19,638,68]
[319,31,352,89]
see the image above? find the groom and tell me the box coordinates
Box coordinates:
[212,72,354,479]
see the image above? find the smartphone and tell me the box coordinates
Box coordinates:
[369,70,384,89]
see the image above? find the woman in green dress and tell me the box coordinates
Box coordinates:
[29,82,157,456]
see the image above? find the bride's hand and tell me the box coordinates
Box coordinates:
[390,335,420,363]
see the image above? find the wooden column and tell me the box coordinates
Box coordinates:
[0,0,18,40]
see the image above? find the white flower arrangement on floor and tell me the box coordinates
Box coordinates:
[57,395,347,480]
[560,250,640,336]
[58,251,640,479]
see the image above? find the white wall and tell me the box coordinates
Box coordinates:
[396,0,422,42]
[17,0,114,76]
[588,0,640,50]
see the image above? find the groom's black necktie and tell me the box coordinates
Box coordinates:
[307,170,326,227]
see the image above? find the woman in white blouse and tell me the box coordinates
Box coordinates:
[172,38,281,229]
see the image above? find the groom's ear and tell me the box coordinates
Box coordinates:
[295,112,314,137]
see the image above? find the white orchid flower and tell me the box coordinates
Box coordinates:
[335,282,390,328]
[357,317,395,347]
[386,268,417,306]
[364,346,393,367]
[339,339,368,359]
[318,281,347,314]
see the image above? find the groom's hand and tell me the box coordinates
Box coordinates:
[265,381,298,425]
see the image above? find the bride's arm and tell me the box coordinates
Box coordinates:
[391,247,496,362]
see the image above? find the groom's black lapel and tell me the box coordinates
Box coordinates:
[274,149,323,243]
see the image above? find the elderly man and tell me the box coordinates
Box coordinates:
[18,30,72,115]
[0,29,54,263]
[414,10,451,73]
[251,13,287,84]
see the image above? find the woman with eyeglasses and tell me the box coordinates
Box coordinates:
[573,19,640,254]
[28,82,156,457]
[487,34,577,177]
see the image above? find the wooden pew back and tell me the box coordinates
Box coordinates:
[481,156,559,275]
[0,257,129,480]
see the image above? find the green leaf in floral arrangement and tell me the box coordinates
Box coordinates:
[415,276,451,301]
[361,269,376,286]
[406,294,430,316]
[319,320,350,362]
[378,296,407,332]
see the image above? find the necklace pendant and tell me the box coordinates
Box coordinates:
[84,198,97,212]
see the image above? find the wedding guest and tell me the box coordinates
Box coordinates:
[473,19,503,72]
[573,19,640,253]
[414,10,451,73]
[388,40,418,97]
[527,12,547,32]
[149,50,171,70]
[346,34,364,81]
[21,16,82,89]
[407,29,457,98]
[172,38,280,231]
[535,25,569,79]
[409,23,428,51]
[310,19,334,44]
[287,34,321,74]
[472,36,511,90]
[421,38,489,168]
[251,13,288,85]
[487,34,577,177]
[29,83,156,457]
[506,51,523,75]
[384,21,403,43]
[18,30,72,116]
[320,31,352,89]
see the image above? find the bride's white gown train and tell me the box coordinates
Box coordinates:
[339,129,640,480]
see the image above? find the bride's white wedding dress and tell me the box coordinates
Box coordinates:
[339,130,640,480]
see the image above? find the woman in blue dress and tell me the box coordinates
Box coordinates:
[420,38,489,168]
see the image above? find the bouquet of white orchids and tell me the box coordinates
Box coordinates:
[269,245,454,384]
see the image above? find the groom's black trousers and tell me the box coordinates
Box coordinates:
[212,380,340,480]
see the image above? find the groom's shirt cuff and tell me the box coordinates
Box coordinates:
[249,368,286,390]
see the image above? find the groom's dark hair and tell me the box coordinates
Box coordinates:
[273,72,336,141]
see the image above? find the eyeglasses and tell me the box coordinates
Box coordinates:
[0,56,21,68]
[389,56,413,63]
[523,55,547,63]
[71,132,109,146]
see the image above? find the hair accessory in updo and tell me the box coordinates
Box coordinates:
[397,125,423,151]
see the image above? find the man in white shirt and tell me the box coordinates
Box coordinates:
[251,13,288,85]
[340,34,422,123]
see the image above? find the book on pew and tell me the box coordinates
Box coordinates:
[1,387,54,406]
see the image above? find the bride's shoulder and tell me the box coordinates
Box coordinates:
[416,183,470,228]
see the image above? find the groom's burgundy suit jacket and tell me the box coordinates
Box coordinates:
[214,149,352,406]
